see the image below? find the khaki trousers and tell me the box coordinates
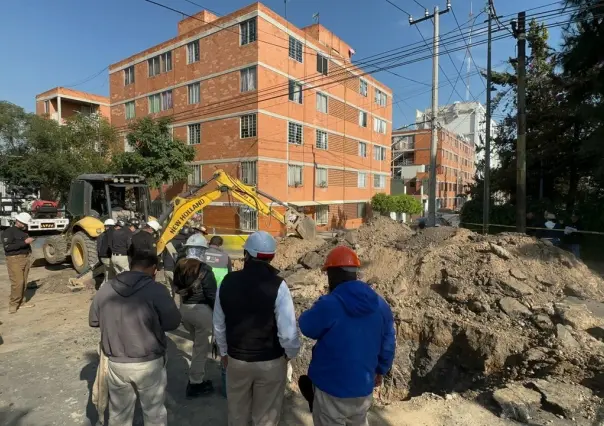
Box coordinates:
[107,357,167,426]
[312,387,372,426]
[100,258,114,285]
[6,254,31,311]
[226,356,287,426]
[180,303,213,384]
[111,254,129,276]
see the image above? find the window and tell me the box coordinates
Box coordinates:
[240,66,257,92]
[240,114,257,138]
[240,161,257,185]
[375,88,387,107]
[315,205,329,225]
[161,51,172,73]
[374,174,385,189]
[125,101,135,120]
[317,54,328,75]
[374,146,386,161]
[358,110,368,127]
[188,82,200,104]
[148,56,160,77]
[288,122,303,145]
[288,165,303,186]
[373,117,387,134]
[43,100,49,114]
[357,202,367,219]
[239,206,258,231]
[124,66,135,85]
[358,172,367,188]
[240,18,257,45]
[187,40,200,63]
[188,123,201,145]
[316,92,328,113]
[124,135,135,153]
[315,167,328,187]
[359,79,368,96]
[148,94,160,113]
[161,90,173,110]
[289,80,303,104]
[316,130,328,150]
[148,90,171,112]
[289,36,303,62]
[148,52,171,76]
[188,164,202,186]
[358,141,367,157]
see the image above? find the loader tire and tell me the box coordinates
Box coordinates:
[71,232,98,274]
[43,235,68,265]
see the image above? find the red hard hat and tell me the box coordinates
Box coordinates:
[322,246,361,271]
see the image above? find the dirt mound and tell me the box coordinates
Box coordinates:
[35,269,79,294]
[272,236,325,270]
[280,219,604,419]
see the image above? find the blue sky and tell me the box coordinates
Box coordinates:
[0,0,564,127]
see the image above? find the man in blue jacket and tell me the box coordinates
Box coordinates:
[299,245,396,426]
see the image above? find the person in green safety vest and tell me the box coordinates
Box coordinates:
[204,236,233,287]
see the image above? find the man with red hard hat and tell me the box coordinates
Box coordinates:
[299,245,396,426]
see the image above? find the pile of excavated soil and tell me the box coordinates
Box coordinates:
[280,218,604,421]
[35,269,79,294]
[271,236,325,270]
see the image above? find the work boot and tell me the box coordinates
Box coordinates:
[186,380,213,398]
[8,306,17,314]
[19,302,35,309]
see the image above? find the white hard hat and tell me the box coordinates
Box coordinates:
[146,220,162,232]
[104,219,116,226]
[243,231,276,258]
[184,234,209,248]
[14,212,31,225]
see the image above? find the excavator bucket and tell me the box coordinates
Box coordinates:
[295,216,317,240]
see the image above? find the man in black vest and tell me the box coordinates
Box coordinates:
[110,219,132,275]
[213,231,299,426]
[97,219,116,285]
[2,212,35,313]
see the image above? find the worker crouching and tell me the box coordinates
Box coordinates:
[299,246,396,426]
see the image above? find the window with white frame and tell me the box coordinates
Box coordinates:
[358,110,368,127]
[240,161,257,185]
[358,172,367,188]
[288,80,303,104]
[148,52,171,76]
[240,114,257,138]
[374,145,386,161]
[289,36,303,62]
[315,205,329,225]
[288,165,303,186]
[373,174,385,189]
[240,18,257,45]
[124,66,135,85]
[239,206,258,231]
[148,94,160,113]
[187,40,200,63]
[161,51,172,73]
[288,122,303,145]
[373,117,387,134]
[316,130,328,150]
[188,124,201,145]
[317,54,328,75]
[125,101,135,120]
[375,88,387,106]
[148,56,160,77]
[188,82,200,104]
[188,164,202,186]
[315,167,328,187]
[316,92,328,114]
[359,79,368,96]
[240,66,257,92]
[358,141,367,157]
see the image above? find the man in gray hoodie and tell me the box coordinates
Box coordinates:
[89,245,181,426]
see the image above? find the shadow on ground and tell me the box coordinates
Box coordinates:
[0,408,31,426]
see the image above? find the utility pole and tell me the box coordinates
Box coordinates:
[513,12,527,232]
[483,1,493,234]
[410,1,451,227]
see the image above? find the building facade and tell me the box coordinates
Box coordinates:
[392,128,475,210]
[108,3,392,235]
[35,87,110,124]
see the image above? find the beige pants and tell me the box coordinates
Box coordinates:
[180,303,213,384]
[227,356,287,426]
[107,357,167,426]
[6,254,32,312]
[312,387,372,426]
[111,254,129,276]
[100,258,114,285]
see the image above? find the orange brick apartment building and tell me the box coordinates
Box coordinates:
[35,87,110,124]
[108,2,392,235]
[392,128,475,211]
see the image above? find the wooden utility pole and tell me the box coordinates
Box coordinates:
[516,11,527,232]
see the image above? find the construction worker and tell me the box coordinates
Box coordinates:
[213,231,300,426]
[130,220,161,256]
[2,212,35,313]
[299,246,396,426]
[162,226,190,295]
[172,234,217,398]
[89,244,181,426]
[110,219,132,275]
[97,219,116,285]
[204,236,233,287]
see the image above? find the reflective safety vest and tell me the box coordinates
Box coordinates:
[204,246,232,287]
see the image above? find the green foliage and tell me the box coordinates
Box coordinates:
[370,193,391,214]
[371,193,422,215]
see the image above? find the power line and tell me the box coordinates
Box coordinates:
[451,8,487,90]
[384,0,411,16]
[64,67,109,88]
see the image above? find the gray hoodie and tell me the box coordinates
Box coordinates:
[89,271,181,363]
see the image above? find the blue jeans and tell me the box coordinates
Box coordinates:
[570,244,581,259]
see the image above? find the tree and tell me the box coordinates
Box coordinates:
[371,193,422,216]
[112,117,195,212]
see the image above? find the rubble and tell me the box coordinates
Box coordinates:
[493,383,542,422]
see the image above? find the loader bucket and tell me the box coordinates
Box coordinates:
[295,216,317,240]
